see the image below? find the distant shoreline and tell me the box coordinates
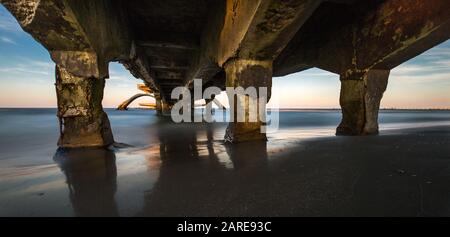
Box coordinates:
[272,108,450,111]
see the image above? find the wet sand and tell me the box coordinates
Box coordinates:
[1,109,450,216]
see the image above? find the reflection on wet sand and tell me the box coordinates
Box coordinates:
[36,120,450,216]
[137,124,450,216]
[54,148,119,217]
[138,121,270,216]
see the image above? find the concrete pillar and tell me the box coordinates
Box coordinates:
[161,100,173,116]
[224,59,272,143]
[55,65,114,148]
[154,92,162,115]
[337,69,390,135]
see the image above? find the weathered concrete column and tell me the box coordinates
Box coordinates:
[55,65,114,148]
[337,69,390,136]
[224,59,272,143]
[161,100,173,116]
[154,93,162,115]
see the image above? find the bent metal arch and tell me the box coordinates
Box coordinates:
[117,93,155,110]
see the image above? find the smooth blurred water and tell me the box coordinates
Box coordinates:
[0,108,449,166]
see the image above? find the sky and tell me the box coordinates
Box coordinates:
[0,5,449,109]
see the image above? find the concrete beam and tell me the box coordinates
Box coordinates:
[0,0,92,52]
[155,70,184,80]
[159,81,185,86]
[150,65,189,70]
[137,41,199,50]
[1,0,134,77]
[217,0,321,64]
[1,0,161,94]
[353,0,450,71]
[185,0,321,88]
[120,43,160,94]
[64,0,133,62]
[274,0,450,76]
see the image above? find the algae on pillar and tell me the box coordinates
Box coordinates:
[55,65,114,148]
[337,69,390,136]
[224,59,272,143]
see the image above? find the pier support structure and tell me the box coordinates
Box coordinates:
[155,93,163,116]
[337,70,390,135]
[55,64,114,148]
[273,0,450,137]
[224,59,272,143]
[161,100,174,116]
[2,0,449,146]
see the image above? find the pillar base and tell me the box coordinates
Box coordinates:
[161,101,173,116]
[58,111,114,148]
[336,123,380,136]
[224,123,267,143]
[336,69,389,136]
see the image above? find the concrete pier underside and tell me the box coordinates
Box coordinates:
[1,0,449,147]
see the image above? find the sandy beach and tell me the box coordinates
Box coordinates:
[0,109,450,216]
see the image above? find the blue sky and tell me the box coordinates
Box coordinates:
[0,4,449,109]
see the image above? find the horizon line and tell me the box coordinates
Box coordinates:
[1,107,450,111]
